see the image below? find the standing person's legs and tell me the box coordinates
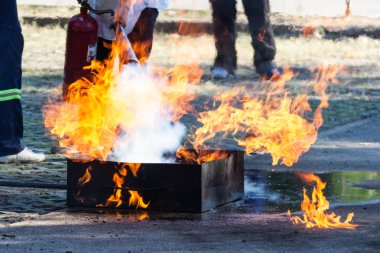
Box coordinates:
[0,29,25,157]
[242,0,278,77]
[210,0,238,78]
[127,8,159,64]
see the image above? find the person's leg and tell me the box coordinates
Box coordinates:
[127,8,159,64]
[0,1,45,163]
[210,0,238,76]
[0,29,25,157]
[242,0,278,77]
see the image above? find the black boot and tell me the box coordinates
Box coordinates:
[242,0,279,78]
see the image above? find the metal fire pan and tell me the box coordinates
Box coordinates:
[67,150,244,212]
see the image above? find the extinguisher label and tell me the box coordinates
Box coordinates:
[87,43,97,63]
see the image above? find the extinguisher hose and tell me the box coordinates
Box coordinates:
[78,0,115,16]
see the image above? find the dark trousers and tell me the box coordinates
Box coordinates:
[0,29,25,156]
[96,8,159,63]
[210,0,276,72]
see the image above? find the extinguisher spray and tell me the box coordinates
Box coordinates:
[63,0,137,99]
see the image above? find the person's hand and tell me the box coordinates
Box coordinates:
[115,0,130,27]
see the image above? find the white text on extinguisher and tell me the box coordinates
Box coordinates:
[87,43,97,63]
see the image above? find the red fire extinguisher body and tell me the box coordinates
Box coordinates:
[63,7,98,98]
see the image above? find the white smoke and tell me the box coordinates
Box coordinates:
[109,64,186,163]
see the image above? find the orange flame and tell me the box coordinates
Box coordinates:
[127,163,141,178]
[176,147,229,164]
[162,64,203,122]
[288,173,357,229]
[114,211,150,221]
[128,190,150,209]
[76,165,93,203]
[44,28,201,161]
[99,168,126,208]
[44,22,339,169]
[184,65,341,167]
[97,163,149,209]
[136,212,149,221]
[77,166,92,187]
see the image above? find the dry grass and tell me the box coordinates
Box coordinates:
[22,25,65,72]
[17,5,237,22]
[152,33,380,71]
[22,24,380,71]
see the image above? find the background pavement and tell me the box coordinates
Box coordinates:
[1,202,380,253]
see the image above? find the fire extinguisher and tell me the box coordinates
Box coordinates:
[62,0,114,99]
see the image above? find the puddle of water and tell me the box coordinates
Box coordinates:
[244,170,380,214]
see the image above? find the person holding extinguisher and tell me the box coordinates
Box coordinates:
[89,0,169,63]
[0,0,46,163]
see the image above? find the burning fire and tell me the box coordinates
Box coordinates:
[76,165,92,203]
[176,147,229,164]
[128,190,150,209]
[45,13,345,211]
[288,173,357,229]
[100,167,126,208]
[44,20,341,167]
[44,30,201,162]
[181,65,341,167]
[44,25,203,209]
[97,163,149,209]
[77,166,92,187]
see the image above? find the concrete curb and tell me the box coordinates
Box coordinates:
[318,116,379,139]
[21,16,380,38]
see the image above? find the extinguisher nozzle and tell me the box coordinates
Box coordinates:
[119,25,139,64]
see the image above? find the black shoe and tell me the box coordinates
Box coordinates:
[256,61,282,80]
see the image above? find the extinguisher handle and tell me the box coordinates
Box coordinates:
[78,0,115,16]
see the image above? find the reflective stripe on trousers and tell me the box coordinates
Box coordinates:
[0,88,21,101]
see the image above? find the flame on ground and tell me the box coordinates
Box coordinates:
[288,173,357,229]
